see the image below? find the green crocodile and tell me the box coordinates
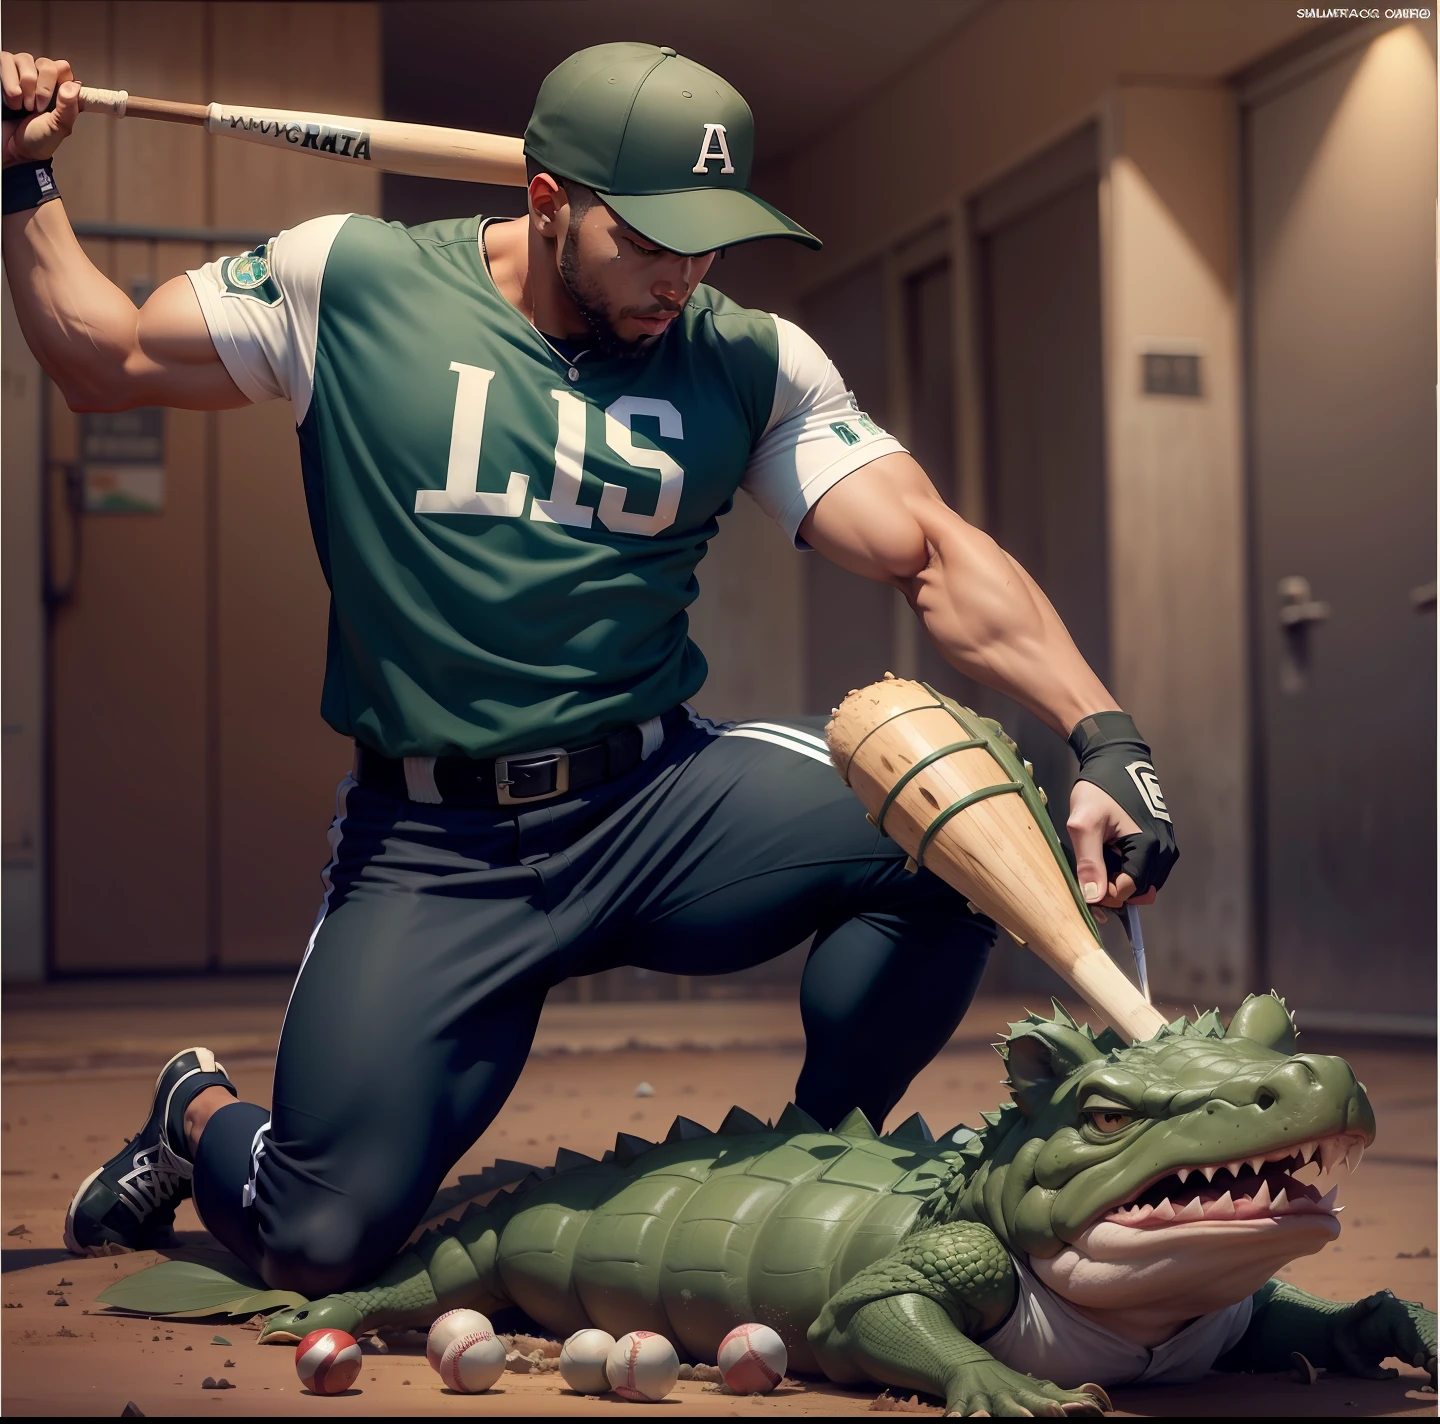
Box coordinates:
[104,992,1435,1414]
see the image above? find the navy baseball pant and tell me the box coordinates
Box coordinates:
[193,714,995,1297]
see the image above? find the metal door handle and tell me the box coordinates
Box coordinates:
[1410,581,1436,612]
[1278,575,1330,629]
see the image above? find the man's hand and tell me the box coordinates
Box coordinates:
[1066,710,1177,911]
[1068,779,1157,915]
[1,53,81,166]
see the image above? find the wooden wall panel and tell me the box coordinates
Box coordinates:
[209,2,381,234]
[27,1,114,225]
[113,2,208,227]
[12,2,380,974]
[2,265,48,981]
[50,236,210,971]
[208,2,380,965]
[0,3,48,54]
[215,402,353,968]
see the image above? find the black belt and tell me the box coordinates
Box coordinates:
[355,706,690,807]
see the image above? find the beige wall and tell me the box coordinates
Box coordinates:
[1100,85,1249,1002]
[764,0,1312,297]
[739,1,1329,999]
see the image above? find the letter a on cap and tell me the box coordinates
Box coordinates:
[692,122,736,175]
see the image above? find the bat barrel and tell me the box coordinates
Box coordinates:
[74,90,527,185]
[203,102,527,186]
[827,677,1167,1043]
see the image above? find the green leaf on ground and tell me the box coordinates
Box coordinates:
[96,1257,307,1319]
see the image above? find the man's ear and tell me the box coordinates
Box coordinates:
[527,173,565,237]
[1002,1024,1102,1117]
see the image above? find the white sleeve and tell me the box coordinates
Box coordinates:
[741,315,907,547]
[186,213,351,420]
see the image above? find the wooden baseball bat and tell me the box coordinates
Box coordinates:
[54,85,528,187]
[826,675,1168,1044]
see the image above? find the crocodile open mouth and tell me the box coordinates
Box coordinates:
[1102,1133,1366,1228]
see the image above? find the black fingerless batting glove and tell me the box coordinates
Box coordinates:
[1067,711,1179,896]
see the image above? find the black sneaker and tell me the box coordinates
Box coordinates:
[64,1047,234,1256]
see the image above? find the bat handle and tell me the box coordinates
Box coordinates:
[3,85,127,123]
[78,86,128,116]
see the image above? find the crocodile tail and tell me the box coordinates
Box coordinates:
[261,1185,527,1342]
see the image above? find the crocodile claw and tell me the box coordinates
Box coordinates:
[260,1297,364,1344]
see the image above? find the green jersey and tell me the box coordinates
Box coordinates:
[189,214,901,758]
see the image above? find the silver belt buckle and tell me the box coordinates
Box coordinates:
[494,747,570,805]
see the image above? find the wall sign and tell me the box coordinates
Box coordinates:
[1141,351,1203,398]
[81,409,165,513]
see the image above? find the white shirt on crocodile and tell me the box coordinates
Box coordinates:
[982,1254,1254,1387]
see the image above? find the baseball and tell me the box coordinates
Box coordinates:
[606,1329,680,1402]
[717,1321,787,1394]
[560,1327,617,1394]
[426,1308,492,1373]
[294,1327,362,1395]
[439,1328,507,1394]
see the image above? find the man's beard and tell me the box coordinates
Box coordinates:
[558,225,660,361]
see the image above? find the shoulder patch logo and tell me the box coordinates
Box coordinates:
[829,421,860,447]
[218,244,284,306]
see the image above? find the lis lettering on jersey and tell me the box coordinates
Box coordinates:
[218,244,284,307]
[415,363,684,539]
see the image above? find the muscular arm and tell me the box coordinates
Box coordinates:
[3,201,247,413]
[799,453,1114,740]
[1,54,246,412]
[801,454,1168,909]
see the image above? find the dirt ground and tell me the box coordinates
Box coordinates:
[1,985,1435,1417]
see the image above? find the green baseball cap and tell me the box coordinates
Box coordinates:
[524,42,820,256]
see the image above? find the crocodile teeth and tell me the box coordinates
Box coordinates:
[1150,1199,1177,1222]
[1175,1197,1206,1223]
[1176,1168,1192,1186]
[1207,1191,1237,1220]
[1271,1187,1290,1214]
[1251,1180,1273,1215]
[1318,1185,1339,1212]
[1201,1165,1218,1183]
[1345,1142,1365,1173]
[1226,1159,1245,1177]
[1248,1156,1268,1175]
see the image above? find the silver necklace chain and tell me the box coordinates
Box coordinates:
[481,220,589,382]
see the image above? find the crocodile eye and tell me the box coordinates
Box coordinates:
[1085,1109,1135,1134]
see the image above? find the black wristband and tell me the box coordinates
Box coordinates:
[1067,710,1146,762]
[2,159,60,217]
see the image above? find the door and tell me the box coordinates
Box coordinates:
[1245,23,1437,1023]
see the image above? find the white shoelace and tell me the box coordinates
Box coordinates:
[116,1138,192,1220]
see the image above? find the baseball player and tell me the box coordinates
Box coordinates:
[3,44,1177,1297]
